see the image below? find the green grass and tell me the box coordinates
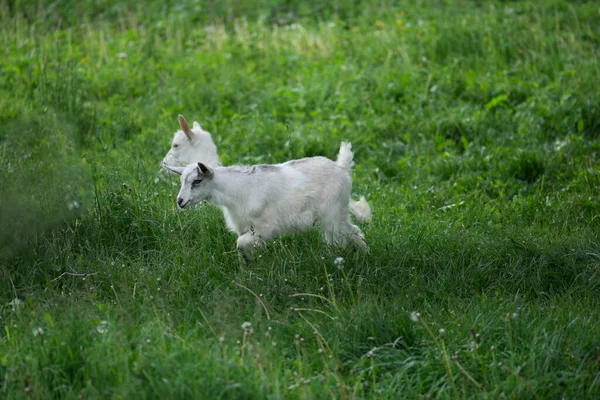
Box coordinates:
[1,0,599,398]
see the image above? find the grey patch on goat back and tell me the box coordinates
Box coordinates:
[228,164,281,175]
[285,157,312,166]
[285,156,329,166]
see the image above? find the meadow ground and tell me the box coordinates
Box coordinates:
[1,0,599,398]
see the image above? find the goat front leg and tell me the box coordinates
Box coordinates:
[236,231,264,264]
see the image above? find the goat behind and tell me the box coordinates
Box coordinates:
[160,115,220,173]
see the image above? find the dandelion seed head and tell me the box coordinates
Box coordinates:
[241,321,252,331]
[410,312,421,322]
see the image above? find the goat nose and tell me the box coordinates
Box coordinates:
[177,198,184,207]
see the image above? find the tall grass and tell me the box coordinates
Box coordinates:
[1,0,599,398]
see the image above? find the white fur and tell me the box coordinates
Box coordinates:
[159,115,371,222]
[165,142,367,257]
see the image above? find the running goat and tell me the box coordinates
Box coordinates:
[164,142,368,258]
[159,115,371,222]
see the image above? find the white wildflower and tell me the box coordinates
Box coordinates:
[9,298,23,312]
[96,320,108,334]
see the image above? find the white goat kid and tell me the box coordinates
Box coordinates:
[165,142,367,257]
[160,115,371,222]
[160,115,220,172]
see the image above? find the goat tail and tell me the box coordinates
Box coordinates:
[337,142,370,222]
[336,141,354,173]
[350,195,372,223]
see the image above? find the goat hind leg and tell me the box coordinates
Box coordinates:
[347,223,368,250]
[330,221,368,250]
[236,231,266,263]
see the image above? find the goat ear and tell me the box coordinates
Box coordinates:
[193,121,202,130]
[197,162,212,175]
[178,114,193,141]
[163,165,185,175]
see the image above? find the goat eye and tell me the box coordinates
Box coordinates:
[173,144,179,148]
[192,179,202,186]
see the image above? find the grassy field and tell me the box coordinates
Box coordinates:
[1,0,600,398]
